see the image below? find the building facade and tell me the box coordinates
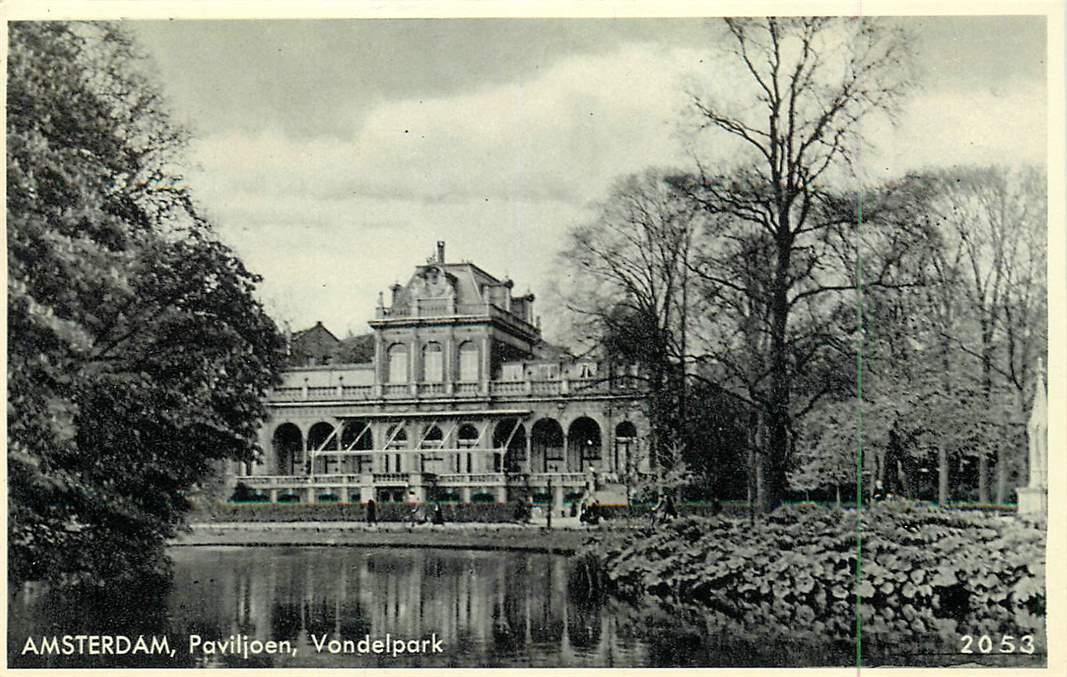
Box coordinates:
[234,242,649,509]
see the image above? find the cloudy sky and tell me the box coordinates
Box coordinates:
[130,16,1046,340]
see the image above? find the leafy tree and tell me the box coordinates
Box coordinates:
[817,166,1046,506]
[334,332,376,364]
[7,22,284,586]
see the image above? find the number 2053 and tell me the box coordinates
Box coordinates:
[960,634,1035,654]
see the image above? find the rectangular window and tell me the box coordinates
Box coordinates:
[423,348,443,382]
[388,347,408,383]
[501,363,523,381]
[536,364,559,380]
[459,346,479,382]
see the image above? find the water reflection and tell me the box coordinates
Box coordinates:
[11,547,671,668]
[13,546,908,668]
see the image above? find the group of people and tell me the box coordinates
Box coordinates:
[362,490,695,529]
[362,499,447,527]
[649,493,678,528]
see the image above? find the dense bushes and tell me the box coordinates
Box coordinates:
[578,503,1045,649]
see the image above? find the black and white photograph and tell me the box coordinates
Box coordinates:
[4,1,1064,672]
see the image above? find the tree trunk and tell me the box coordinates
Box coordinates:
[978,454,990,503]
[763,234,792,513]
[938,446,949,506]
[756,450,768,512]
[978,319,994,503]
[995,452,1008,505]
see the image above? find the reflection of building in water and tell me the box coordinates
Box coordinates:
[162,548,644,667]
[233,242,649,508]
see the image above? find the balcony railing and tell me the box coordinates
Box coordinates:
[455,383,480,395]
[373,472,409,484]
[235,471,590,490]
[268,377,640,402]
[343,385,374,399]
[417,383,446,396]
[435,473,504,486]
[489,381,525,395]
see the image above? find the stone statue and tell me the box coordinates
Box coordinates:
[1018,360,1047,515]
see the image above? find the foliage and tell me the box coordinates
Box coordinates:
[7,22,284,586]
[332,332,376,364]
[578,504,1045,647]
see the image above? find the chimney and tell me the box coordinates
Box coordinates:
[436,240,446,263]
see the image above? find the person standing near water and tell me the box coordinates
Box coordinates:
[366,498,378,527]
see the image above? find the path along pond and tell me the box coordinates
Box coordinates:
[10,544,913,668]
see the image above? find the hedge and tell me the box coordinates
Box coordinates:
[576,502,1045,650]
[428,489,461,503]
[195,501,521,524]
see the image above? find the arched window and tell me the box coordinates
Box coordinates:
[458,341,479,382]
[422,342,443,383]
[387,343,408,383]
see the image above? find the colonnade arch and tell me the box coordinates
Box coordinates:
[531,418,565,473]
[263,413,641,479]
[493,419,527,473]
[272,423,303,475]
[307,421,337,474]
[340,420,374,474]
[567,417,601,473]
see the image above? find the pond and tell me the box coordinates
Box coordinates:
[10,545,863,668]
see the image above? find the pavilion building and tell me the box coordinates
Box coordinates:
[232,242,648,509]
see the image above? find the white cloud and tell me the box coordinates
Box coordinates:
[864,83,1046,180]
[185,41,1047,340]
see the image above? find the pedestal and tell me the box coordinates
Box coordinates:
[1017,486,1047,515]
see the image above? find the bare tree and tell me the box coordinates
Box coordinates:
[680,18,917,511]
[556,169,703,471]
[930,166,1046,503]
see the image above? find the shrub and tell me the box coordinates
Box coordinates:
[229,483,270,504]
[578,502,1045,648]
